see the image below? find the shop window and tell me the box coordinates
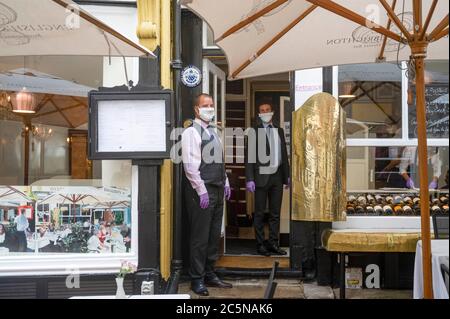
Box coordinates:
[0,57,133,256]
[408,60,449,139]
[339,63,403,139]
[347,146,449,190]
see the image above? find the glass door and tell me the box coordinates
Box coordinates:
[202,59,227,253]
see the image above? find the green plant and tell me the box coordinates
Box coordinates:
[114,211,124,225]
[59,223,89,253]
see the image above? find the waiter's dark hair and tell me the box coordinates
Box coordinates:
[194,93,213,108]
[257,99,274,112]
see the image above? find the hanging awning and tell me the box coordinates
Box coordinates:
[0,0,155,57]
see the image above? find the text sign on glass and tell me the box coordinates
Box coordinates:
[97,100,166,153]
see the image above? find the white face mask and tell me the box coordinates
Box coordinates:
[259,112,274,124]
[199,107,215,122]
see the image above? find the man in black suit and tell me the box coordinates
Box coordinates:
[245,102,290,256]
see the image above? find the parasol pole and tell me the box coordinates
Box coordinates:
[411,41,433,299]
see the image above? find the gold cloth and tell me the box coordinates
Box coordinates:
[292,93,346,221]
[322,229,423,253]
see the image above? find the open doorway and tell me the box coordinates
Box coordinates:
[203,57,292,267]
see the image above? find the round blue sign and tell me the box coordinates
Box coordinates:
[181,65,202,88]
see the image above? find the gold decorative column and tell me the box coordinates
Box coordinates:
[291,92,347,222]
[136,0,173,280]
[136,0,160,51]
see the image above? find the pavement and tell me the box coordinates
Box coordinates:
[178,279,413,299]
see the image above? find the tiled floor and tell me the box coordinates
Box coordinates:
[179,279,413,299]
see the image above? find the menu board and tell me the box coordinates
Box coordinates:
[88,91,172,160]
[97,100,166,153]
[409,84,449,139]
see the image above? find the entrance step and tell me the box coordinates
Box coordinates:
[215,255,289,269]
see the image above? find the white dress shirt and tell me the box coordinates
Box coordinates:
[14,214,29,232]
[182,118,229,196]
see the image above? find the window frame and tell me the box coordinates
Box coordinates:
[0,166,139,277]
[334,61,449,148]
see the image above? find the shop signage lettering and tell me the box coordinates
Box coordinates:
[296,84,322,92]
[0,24,73,33]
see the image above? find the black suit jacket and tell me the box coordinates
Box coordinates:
[0,231,14,250]
[245,123,290,188]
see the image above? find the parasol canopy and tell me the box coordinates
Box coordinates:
[0,0,155,57]
[37,186,130,206]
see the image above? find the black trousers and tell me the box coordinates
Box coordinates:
[16,231,27,252]
[254,168,283,248]
[185,184,224,280]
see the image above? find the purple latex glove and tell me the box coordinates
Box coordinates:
[429,180,438,190]
[224,186,231,201]
[406,178,415,189]
[284,178,291,190]
[199,193,209,209]
[246,181,255,193]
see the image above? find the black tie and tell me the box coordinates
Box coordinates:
[207,125,216,142]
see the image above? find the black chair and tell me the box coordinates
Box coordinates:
[164,270,181,294]
[432,213,449,239]
[264,261,279,299]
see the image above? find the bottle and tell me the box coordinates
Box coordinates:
[348,195,357,204]
[375,195,383,204]
[385,196,394,205]
[413,197,421,214]
[355,205,365,215]
[346,205,355,215]
[431,205,442,215]
[383,205,394,215]
[403,205,413,215]
[366,206,375,216]
[374,205,383,216]
[393,195,403,205]
[367,195,376,205]
[403,196,413,205]
[442,205,449,214]
[440,196,449,205]
[394,205,404,215]
[431,198,440,206]
[357,196,367,206]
